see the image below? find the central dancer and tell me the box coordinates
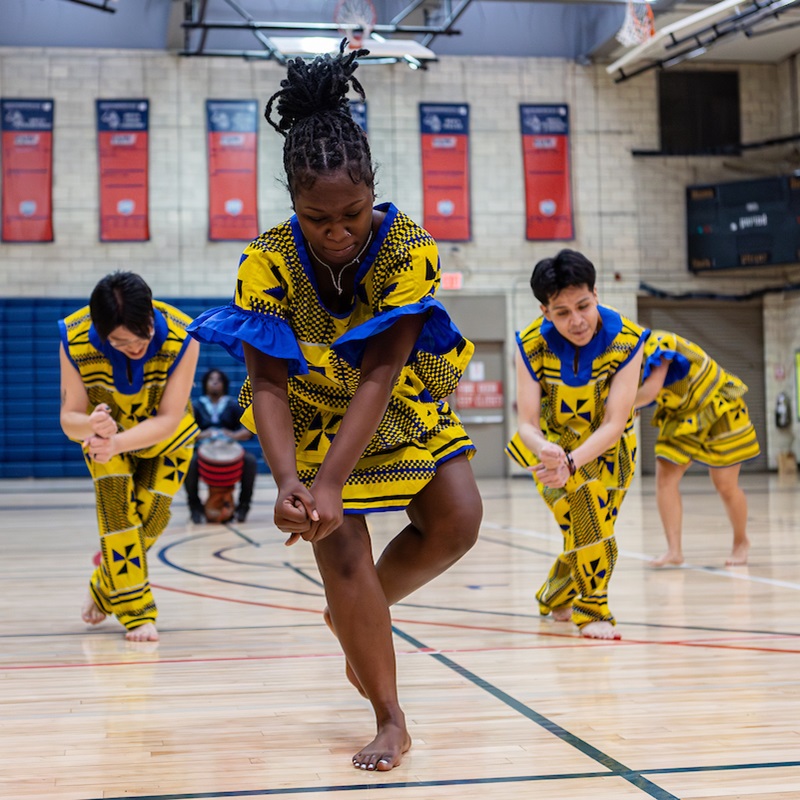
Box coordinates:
[188,42,482,771]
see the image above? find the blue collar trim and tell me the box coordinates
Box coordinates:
[88,308,167,394]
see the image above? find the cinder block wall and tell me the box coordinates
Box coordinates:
[2,47,799,466]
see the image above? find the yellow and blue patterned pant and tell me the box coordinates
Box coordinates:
[85,440,194,630]
[535,477,625,628]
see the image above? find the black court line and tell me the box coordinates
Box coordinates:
[78,758,800,800]
[80,771,645,800]
[392,626,679,800]
[222,521,263,546]
[158,540,679,798]
[145,530,796,798]
[11,752,800,800]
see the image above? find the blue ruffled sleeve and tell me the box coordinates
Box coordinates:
[331,296,463,367]
[187,303,309,376]
[642,331,690,386]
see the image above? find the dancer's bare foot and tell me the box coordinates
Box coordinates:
[649,551,684,568]
[726,540,750,566]
[81,592,107,625]
[352,721,412,771]
[580,621,621,640]
[323,607,366,697]
[125,623,159,642]
[551,605,572,622]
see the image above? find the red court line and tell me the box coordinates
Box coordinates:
[624,638,800,655]
[152,582,328,616]
[5,583,792,673]
[154,582,800,654]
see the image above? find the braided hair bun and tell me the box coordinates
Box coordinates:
[265,40,375,196]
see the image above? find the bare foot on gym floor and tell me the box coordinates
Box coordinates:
[726,540,750,566]
[323,607,366,697]
[125,623,159,642]
[551,605,573,622]
[352,720,412,771]
[580,621,621,640]
[81,592,107,625]
[649,551,684,568]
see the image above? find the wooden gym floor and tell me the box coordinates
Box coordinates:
[2,470,799,800]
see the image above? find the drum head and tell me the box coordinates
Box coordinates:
[198,438,245,464]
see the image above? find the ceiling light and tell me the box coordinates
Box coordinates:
[268,36,436,65]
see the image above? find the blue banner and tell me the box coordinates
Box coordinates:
[97,99,149,131]
[349,100,367,133]
[206,99,259,133]
[1,98,54,131]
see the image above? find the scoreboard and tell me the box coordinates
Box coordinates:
[686,173,800,272]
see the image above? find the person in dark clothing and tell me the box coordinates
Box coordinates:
[185,368,257,523]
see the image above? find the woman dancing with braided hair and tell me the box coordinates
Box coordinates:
[189,42,482,771]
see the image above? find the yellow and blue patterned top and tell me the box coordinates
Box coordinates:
[641,329,746,421]
[506,305,647,489]
[640,329,759,466]
[58,301,199,455]
[188,203,475,512]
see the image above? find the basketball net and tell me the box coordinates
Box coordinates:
[333,0,377,49]
[615,0,655,47]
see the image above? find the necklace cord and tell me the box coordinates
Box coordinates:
[308,230,374,295]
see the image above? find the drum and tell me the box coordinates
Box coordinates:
[197,437,245,523]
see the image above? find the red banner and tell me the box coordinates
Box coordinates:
[520,105,574,241]
[456,380,504,409]
[1,99,54,243]
[97,100,149,242]
[419,103,470,241]
[206,100,259,241]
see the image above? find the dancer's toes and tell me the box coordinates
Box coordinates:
[580,621,621,640]
[649,552,684,568]
[726,542,750,566]
[81,592,107,625]
[551,605,573,622]
[125,623,159,642]
[352,725,411,772]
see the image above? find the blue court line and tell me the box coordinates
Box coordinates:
[88,758,800,800]
[160,537,800,641]
[278,560,800,638]
[157,536,326,600]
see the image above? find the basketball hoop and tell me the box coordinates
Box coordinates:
[615,0,655,47]
[334,0,377,49]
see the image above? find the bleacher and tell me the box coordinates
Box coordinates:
[0,297,267,478]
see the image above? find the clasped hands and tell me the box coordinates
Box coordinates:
[529,442,572,488]
[275,479,343,546]
[84,404,118,463]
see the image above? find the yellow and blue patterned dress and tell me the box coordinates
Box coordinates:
[505,305,647,628]
[188,202,475,513]
[641,330,760,467]
[59,301,198,630]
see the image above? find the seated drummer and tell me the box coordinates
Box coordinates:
[185,368,257,523]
